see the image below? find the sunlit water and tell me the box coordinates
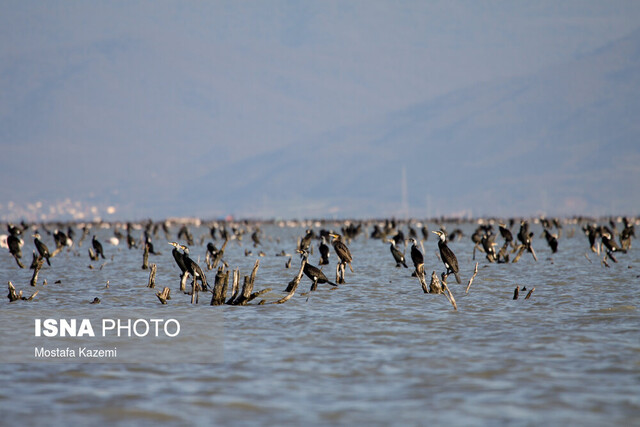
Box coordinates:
[1,222,638,426]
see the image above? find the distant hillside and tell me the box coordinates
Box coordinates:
[183,29,640,218]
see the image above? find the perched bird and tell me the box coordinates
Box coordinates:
[33,232,51,266]
[602,232,626,254]
[180,244,208,290]
[299,229,314,253]
[498,223,514,247]
[318,236,330,265]
[168,241,188,277]
[329,233,353,272]
[251,229,261,247]
[7,227,24,268]
[92,235,105,259]
[542,229,559,253]
[53,229,72,249]
[299,249,337,290]
[433,230,461,284]
[388,239,408,268]
[409,238,424,276]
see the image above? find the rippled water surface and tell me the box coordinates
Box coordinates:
[1,221,639,426]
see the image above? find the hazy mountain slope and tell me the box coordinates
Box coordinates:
[185,29,640,218]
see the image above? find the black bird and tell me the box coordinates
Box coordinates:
[318,236,330,265]
[330,233,353,272]
[7,231,24,268]
[409,238,424,276]
[433,230,461,284]
[168,241,189,279]
[299,250,337,290]
[53,229,72,249]
[542,229,559,253]
[388,239,408,268]
[602,232,626,254]
[498,223,514,246]
[92,235,105,259]
[180,244,208,290]
[251,229,261,247]
[299,229,314,253]
[33,232,51,266]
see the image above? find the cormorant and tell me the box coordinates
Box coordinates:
[7,231,24,268]
[329,233,353,272]
[251,229,261,247]
[409,238,424,276]
[388,239,408,268]
[433,230,461,284]
[180,244,208,290]
[92,235,105,259]
[318,236,330,265]
[298,249,337,290]
[542,230,558,253]
[602,232,626,254]
[33,232,51,266]
[168,242,189,284]
[299,229,314,253]
[498,223,514,247]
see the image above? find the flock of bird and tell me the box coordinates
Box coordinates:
[1,216,636,299]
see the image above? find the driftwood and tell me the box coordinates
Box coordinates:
[30,258,44,287]
[524,287,535,300]
[156,287,171,304]
[211,267,229,306]
[7,281,38,302]
[465,262,479,294]
[274,259,306,304]
[147,263,157,288]
[142,243,149,270]
[88,248,99,261]
[440,273,457,310]
[513,285,520,300]
[427,270,442,294]
[226,269,240,304]
[285,257,291,269]
[179,271,189,292]
[230,260,264,305]
[335,262,346,284]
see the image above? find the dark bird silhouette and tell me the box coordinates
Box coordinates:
[409,238,424,276]
[299,229,314,253]
[330,233,353,272]
[602,231,626,254]
[7,226,24,268]
[542,229,559,253]
[299,249,336,290]
[180,244,208,290]
[318,236,330,265]
[433,230,461,284]
[388,239,408,268]
[169,241,188,276]
[92,235,105,259]
[33,232,51,266]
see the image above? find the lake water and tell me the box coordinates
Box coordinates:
[1,220,639,426]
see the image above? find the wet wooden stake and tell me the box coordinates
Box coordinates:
[180,271,189,292]
[274,259,306,304]
[142,243,149,270]
[30,258,44,287]
[465,262,479,294]
[8,281,38,302]
[524,287,535,300]
[512,245,526,263]
[440,274,457,310]
[417,266,428,293]
[156,287,171,304]
[211,267,229,306]
[513,285,520,300]
[147,263,156,288]
[428,270,442,294]
[226,269,240,304]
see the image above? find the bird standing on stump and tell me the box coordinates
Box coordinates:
[433,230,461,284]
[329,233,353,272]
[33,232,51,266]
[409,238,424,276]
